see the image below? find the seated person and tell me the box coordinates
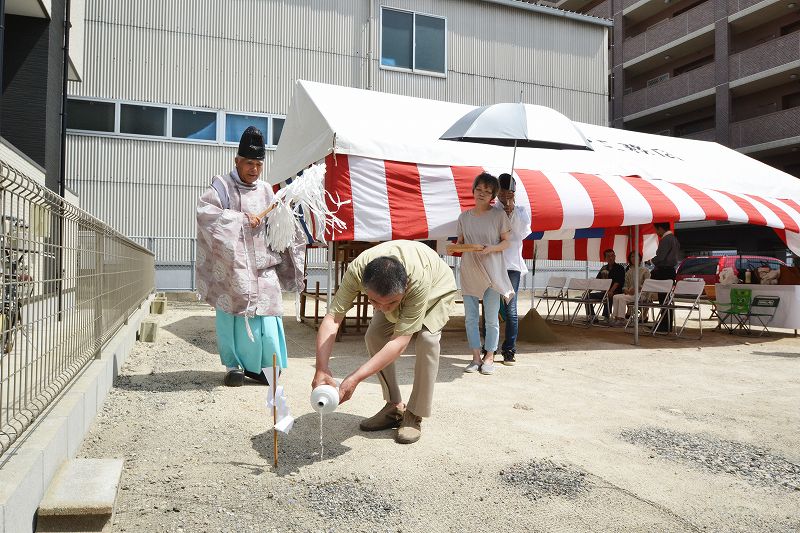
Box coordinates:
[610,251,651,326]
[585,248,625,320]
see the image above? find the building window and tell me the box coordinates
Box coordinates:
[172,109,217,140]
[272,118,285,145]
[120,104,166,136]
[67,99,115,132]
[66,97,285,148]
[381,7,446,75]
[225,114,269,144]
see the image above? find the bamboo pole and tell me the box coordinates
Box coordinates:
[273,353,278,468]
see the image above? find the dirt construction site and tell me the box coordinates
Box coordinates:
[77,296,800,533]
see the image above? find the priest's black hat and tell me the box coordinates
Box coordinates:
[237,126,266,160]
[498,173,516,192]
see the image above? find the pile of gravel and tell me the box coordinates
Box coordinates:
[500,458,590,500]
[620,426,800,491]
[307,479,397,523]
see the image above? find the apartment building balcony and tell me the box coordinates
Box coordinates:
[729,31,800,91]
[731,106,800,152]
[622,1,714,69]
[729,0,796,28]
[623,0,673,23]
[586,0,611,20]
[680,128,716,142]
[623,63,715,119]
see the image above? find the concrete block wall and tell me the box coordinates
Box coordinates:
[0,295,154,533]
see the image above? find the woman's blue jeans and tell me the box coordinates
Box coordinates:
[464,288,502,352]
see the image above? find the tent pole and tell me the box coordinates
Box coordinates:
[510,140,518,176]
[634,225,640,346]
[326,240,333,305]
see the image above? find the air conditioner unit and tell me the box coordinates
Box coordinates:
[647,73,670,87]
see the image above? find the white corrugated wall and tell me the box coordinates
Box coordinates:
[66,0,608,264]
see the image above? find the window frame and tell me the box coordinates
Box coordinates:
[379,6,447,78]
[65,97,285,149]
[64,97,118,135]
[119,101,170,139]
[170,106,221,143]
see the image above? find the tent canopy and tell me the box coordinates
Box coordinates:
[270,81,800,255]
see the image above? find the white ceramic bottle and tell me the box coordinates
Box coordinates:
[310,384,339,414]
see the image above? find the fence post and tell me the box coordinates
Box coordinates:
[190,237,196,291]
[94,229,105,358]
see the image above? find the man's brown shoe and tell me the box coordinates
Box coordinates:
[395,410,422,444]
[359,402,405,432]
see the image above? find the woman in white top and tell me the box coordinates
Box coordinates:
[455,173,513,375]
[611,250,651,326]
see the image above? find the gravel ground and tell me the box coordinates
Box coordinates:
[500,459,589,500]
[620,426,800,491]
[76,297,800,532]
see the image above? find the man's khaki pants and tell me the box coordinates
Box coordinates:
[364,311,440,418]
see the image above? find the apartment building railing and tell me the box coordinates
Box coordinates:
[623,1,714,63]
[0,159,155,456]
[730,106,800,149]
[623,62,715,116]
[728,0,768,15]
[729,30,800,81]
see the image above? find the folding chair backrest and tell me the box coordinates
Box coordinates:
[641,279,674,293]
[589,278,612,292]
[566,278,591,291]
[546,276,567,290]
[673,280,705,298]
[751,295,779,310]
[729,288,752,314]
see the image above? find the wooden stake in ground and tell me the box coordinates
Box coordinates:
[272,353,278,468]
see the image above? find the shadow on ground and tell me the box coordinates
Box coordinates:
[752,350,800,358]
[114,370,269,392]
[251,412,388,475]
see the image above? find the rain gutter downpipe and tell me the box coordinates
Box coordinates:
[58,0,71,320]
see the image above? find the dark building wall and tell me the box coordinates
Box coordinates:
[1,0,67,192]
[2,15,49,167]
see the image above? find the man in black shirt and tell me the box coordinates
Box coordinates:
[586,248,626,321]
[651,222,680,332]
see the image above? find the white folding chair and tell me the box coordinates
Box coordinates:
[625,279,675,335]
[535,276,567,320]
[669,280,706,338]
[550,278,588,324]
[579,278,612,327]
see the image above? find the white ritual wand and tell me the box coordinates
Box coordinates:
[255,162,349,251]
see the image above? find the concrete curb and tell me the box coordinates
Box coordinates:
[0,295,154,533]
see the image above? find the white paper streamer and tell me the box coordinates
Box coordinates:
[265,162,350,251]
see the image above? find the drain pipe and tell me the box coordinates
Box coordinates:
[58,0,71,320]
[59,0,71,198]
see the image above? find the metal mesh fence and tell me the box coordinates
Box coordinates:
[0,159,155,456]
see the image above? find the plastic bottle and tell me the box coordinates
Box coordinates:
[744,270,752,284]
[310,384,339,414]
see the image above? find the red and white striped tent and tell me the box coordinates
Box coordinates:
[269,81,800,259]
